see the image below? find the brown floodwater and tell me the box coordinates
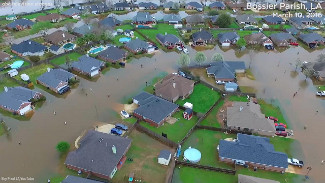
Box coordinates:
[0,46,324,182]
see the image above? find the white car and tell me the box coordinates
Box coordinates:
[216,80,226,85]
[183,47,189,54]
[316,91,325,96]
[120,110,130,118]
[176,46,183,51]
[288,158,304,167]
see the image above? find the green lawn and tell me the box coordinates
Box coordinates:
[0,77,20,92]
[15,64,54,83]
[176,84,221,114]
[0,59,31,74]
[137,23,181,46]
[50,52,82,65]
[200,100,224,128]
[140,110,198,143]
[268,24,292,29]
[112,32,144,46]
[317,85,325,91]
[12,29,31,38]
[228,95,249,102]
[21,12,46,20]
[258,99,287,125]
[182,129,236,168]
[46,7,69,14]
[228,22,240,29]
[0,124,5,136]
[29,21,54,34]
[123,117,137,124]
[173,166,236,183]
[270,136,294,157]
[53,18,78,28]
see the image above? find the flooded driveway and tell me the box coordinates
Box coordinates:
[0,46,325,182]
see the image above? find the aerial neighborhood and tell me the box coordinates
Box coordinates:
[0,0,325,183]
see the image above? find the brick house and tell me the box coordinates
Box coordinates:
[98,46,127,63]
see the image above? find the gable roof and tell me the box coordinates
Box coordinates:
[218,32,239,43]
[289,16,314,26]
[309,15,325,24]
[236,14,257,24]
[156,34,181,45]
[298,33,325,44]
[133,12,154,23]
[163,14,181,22]
[207,61,246,80]
[155,74,194,101]
[98,46,126,62]
[65,130,132,177]
[186,2,203,8]
[238,174,280,183]
[227,100,276,133]
[114,2,130,8]
[185,14,204,24]
[133,92,178,125]
[7,19,34,29]
[270,33,297,43]
[244,32,271,44]
[87,2,109,12]
[49,45,60,52]
[219,134,288,168]
[192,30,213,42]
[0,87,41,111]
[36,13,62,22]
[99,17,121,28]
[263,16,284,24]
[37,69,75,89]
[164,1,175,8]
[158,150,171,159]
[138,2,158,9]
[285,27,299,35]
[125,39,149,51]
[11,40,46,54]
[73,24,93,35]
[62,176,104,183]
[45,30,76,45]
[62,8,81,16]
[209,1,226,8]
[71,55,104,74]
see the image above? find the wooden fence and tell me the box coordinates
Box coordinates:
[175,160,236,175]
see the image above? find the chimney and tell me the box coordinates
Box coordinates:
[173,82,176,88]
[112,145,116,154]
[4,86,8,92]
[62,33,65,38]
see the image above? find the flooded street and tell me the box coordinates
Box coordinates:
[0,46,325,182]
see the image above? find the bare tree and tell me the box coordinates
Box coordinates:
[65,22,74,32]
[302,68,314,81]
[295,58,302,71]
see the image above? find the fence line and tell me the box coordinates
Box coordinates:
[175,160,236,175]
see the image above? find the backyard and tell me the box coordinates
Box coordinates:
[139,110,199,143]
[50,52,82,66]
[0,59,30,74]
[21,12,46,20]
[113,24,147,46]
[113,130,172,183]
[15,64,54,84]
[176,83,221,114]
[200,100,224,128]
[0,77,20,92]
[318,85,325,91]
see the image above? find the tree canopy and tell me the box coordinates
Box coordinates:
[194,52,207,65]
[178,54,191,67]
[56,141,70,153]
[211,53,223,62]
[216,13,232,28]
[236,38,246,48]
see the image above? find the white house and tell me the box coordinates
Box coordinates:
[158,150,172,166]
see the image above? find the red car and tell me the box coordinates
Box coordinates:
[275,131,288,137]
[289,42,299,46]
[266,116,279,122]
[275,123,287,128]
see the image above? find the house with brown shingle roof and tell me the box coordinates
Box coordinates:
[155,74,195,102]
[244,32,273,46]
[45,30,76,45]
[0,51,11,62]
[36,13,64,23]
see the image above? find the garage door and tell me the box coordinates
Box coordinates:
[222,43,231,47]
[91,70,99,77]
[19,104,32,115]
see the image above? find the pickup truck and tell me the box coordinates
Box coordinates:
[316,91,325,96]
[288,158,304,167]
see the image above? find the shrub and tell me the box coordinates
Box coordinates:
[56,141,70,153]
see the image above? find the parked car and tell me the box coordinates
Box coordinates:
[267,116,279,122]
[275,131,288,137]
[316,91,325,96]
[120,110,130,118]
[115,123,128,131]
[276,126,286,131]
[183,47,189,54]
[235,160,246,166]
[178,70,186,77]
[111,128,123,136]
[216,80,226,85]
[289,42,299,46]
[265,45,274,50]
[288,158,304,167]
[176,46,183,51]
[275,123,287,128]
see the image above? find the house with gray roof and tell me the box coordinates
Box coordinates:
[71,55,105,77]
[114,2,131,11]
[217,32,240,46]
[285,27,299,35]
[0,87,43,115]
[206,61,246,82]
[87,2,109,14]
[185,2,203,12]
[209,1,226,10]
[164,1,177,11]
[133,12,155,26]
[309,15,325,25]
[133,92,178,127]
[37,68,76,94]
[218,133,288,172]
[209,15,219,23]
[262,16,284,25]
[298,33,325,48]
[158,150,172,165]
[62,175,104,183]
[156,34,182,48]
[163,14,182,24]
[61,8,81,18]
[289,17,314,29]
[65,130,132,180]
[236,14,257,25]
[238,174,280,183]
[11,40,46,57]
[125,39,152,53]
[269,33,297,47]
[138,2,158,10]
[49,45,64,55]
[244,32,273,46]
[99,17,121,29]
[98,46,127,63]
[192,30,213,45]
[6,19,34,30]
[73,24,93,36]
[185,14,204,25]
[227,100,276,136]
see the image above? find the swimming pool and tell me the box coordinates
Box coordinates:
[119,37,131,43]
[63,43,76,50]
[88,46,107,54]
[11,60,24,69]
[308,26,319,30]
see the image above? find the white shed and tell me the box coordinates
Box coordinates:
[158,150,172,166]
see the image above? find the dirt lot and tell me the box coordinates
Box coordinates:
[113,130,175,183]
[216,100,233,128]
